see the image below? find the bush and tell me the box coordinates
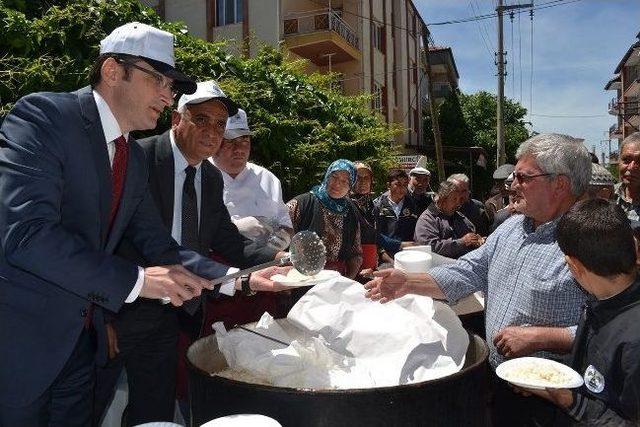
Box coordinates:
[0,0,400,198]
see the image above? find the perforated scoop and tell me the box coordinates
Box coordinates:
[208,231,327,286]
[289,230,326,276]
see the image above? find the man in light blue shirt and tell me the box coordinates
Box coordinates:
[366,133,592,426]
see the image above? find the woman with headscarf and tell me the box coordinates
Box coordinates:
[287,159,363,278]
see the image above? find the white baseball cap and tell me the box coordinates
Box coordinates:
[100,22,196,94]
[224,108,253,140]
[409,155,430,176]
[177,80,238,116]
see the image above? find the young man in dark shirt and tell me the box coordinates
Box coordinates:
[524,198,640,426]
[373,169,420,263]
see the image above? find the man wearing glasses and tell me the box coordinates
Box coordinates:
[366,133,592,426]
[0,23,284,426]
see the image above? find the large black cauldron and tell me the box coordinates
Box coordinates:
[187,315,489,427]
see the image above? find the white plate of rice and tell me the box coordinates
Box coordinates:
[496,357,583,390]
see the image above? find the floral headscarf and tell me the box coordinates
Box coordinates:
[310,159,357,215]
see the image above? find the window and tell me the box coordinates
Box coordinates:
[283,18,298,35]
[372,82,383,112]
[412,60,418,84]
[216,0,242,27]
[371,22,383,52]
[393,75,398,105]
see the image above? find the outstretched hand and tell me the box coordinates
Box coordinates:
[364,268,409,303]
[250,265,293,292]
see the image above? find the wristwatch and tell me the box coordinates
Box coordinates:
[241,273,256,297]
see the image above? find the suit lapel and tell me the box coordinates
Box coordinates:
[77,86,111,247]
[154,132,176,230]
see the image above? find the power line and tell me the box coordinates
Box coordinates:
[529,9,534,123]
[468,1,494,58]
[518,9,523,103]
[530,113,609,118]
[337,64,421,83]
[427,0,584,26]
[473,0,496,51]
[510,11,515,98]
[330,0,583,46]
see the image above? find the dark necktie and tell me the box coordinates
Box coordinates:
[182,165,199,251]
[181,166,201,315]
[109,135,129,230]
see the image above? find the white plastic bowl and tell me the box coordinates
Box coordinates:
[394,250,432,272]
[201,414,282,427]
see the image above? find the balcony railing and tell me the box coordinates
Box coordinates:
[610,97,640,117]
[609,123,623,138]
[283,9,360,51]
[608,98,620,115]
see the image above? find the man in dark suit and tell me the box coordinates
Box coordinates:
[0,23,284,426]
[93,81,287,425]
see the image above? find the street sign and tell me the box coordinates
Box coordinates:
[397,155,422,172]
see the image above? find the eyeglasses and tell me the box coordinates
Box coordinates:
[190,115,227,131]
[117,59,175,94]
[513,172,553,183]
[222,137,251,150]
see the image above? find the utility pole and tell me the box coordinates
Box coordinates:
[601,136,612,166]
[421,29,445,180]
[495,1,532,166]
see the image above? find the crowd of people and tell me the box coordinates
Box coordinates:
[1,20,639,427]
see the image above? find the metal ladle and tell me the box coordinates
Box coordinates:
[209,230,327,285]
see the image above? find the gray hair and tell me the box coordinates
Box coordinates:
[620,132,640,153]
[515,133,591,196]
[447,173,469,184]
[434,180,459,201]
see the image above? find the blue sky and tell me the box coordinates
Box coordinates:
[414,0,639,159]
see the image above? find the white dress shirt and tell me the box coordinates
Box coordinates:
[171,132,237,296]
[211,161,293,229]
[92,90,144,303]
[169,131,203,244]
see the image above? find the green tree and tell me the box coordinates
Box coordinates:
[424,90,529,196]
[0,0,400,199]
[459,91,529,163]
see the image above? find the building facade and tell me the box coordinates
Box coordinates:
[605,31,640,147]
[423,46,459,103]
[140,0,427,149]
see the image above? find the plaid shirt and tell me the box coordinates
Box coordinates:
[615,182,640,221]
[430,214,588,368]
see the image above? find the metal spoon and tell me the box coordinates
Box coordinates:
[233,324,290,347]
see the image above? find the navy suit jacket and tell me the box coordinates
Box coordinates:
[0,87,228,407]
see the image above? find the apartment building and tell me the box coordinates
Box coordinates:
[423,46,459,103]
[140,0,427,149]
[605,31,640,146]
